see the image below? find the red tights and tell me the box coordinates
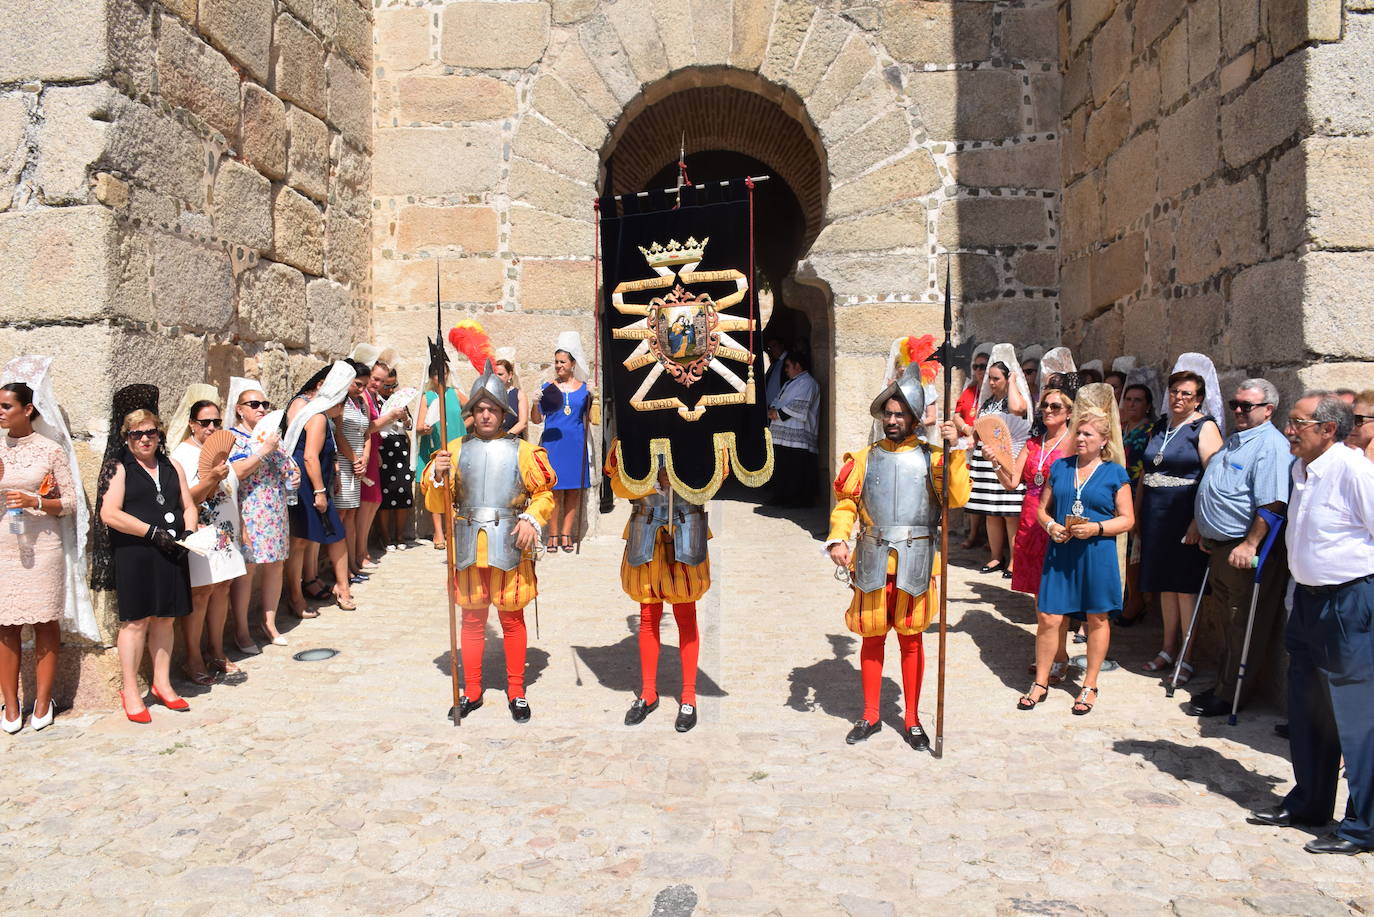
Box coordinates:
[860,632,925,727]
[638,602,699,705]
[460,606,527,700]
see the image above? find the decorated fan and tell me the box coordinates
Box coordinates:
[250,409,285,449]
[447,319,495,372]
[380,386,419,417]
[198,429,236,479]
[974,412,1032,471]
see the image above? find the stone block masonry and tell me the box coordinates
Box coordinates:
[0,0,374,670]
[1058,0,1374,402]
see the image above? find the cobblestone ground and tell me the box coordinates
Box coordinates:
[2,501,1371,916]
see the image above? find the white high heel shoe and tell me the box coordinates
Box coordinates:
[30,700,54,731]
[1,705,21,735]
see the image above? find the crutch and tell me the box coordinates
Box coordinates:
[1229,508,1286,725]
[1166,567,1210,698]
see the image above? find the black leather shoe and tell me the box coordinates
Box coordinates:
[624,696,659,726]
[1305,834,1370,855]
[447,695,483,721]
[845,719,880,745]
[1186,696,1233,718]
[905,724,930,751]
[508,697,531,723]
[674,703,697,733]
[1246,806,1321,828]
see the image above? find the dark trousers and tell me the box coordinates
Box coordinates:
[770,444,817,508]
[1201,533,1288,707]
[1283,576,1374,846]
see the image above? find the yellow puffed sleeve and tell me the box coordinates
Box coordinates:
[826,446,870,544]
[932,442,971,509]
[517,440,556,527]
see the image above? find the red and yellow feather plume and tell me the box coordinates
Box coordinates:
[447,319,495,372]
[894,333,941,384]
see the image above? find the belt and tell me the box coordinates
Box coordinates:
[631,504,705,520]
[1142,472,1196,489]
[456,507,520,524]
[859,526,934,545]
[1297,573,1374,596]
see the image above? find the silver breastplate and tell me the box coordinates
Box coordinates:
[625,489,708,567]
[453,436,526,571]
[853,445,936,597]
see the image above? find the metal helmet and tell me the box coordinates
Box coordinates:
[465,359,516,418]
[869,361,927,422]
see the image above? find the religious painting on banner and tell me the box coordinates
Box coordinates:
[598,181,773,503]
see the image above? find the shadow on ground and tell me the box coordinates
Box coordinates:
[572,614,727,704]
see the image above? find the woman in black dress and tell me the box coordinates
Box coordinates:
[376,365,414,550]
[96,406,197,723]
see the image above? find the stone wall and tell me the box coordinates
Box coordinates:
[1059,0,1372,400]
[0,0,372,692]
[370,0,1063,479]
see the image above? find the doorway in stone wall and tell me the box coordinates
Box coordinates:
[599,71,831,504]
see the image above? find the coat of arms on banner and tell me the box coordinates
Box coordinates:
[612,236,756,421]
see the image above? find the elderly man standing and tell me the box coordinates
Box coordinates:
[1249,393,1374,856]
[1187,379,1292,717]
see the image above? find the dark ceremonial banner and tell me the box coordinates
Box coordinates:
[598,181,772,503]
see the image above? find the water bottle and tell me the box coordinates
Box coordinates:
[286,485,299,507]
[6,507,24,535]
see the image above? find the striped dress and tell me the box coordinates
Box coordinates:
[965,397,1026,517]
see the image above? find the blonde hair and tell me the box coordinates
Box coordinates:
[1040,388,1076,415]
[1076,411,1121,465]
[121,409,162,437]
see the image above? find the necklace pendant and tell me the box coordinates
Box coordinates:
[155,492,166,505]
[1071,500,1085,516]
[563,404,572,416]
[1151,452,1164,467]
[1033,472,1045,487]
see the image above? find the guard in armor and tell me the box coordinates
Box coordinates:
[606,444,714,733]
[826,362,970,749]
[423,361,556,723]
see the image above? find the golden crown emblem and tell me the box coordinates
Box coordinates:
[638,236,708,268]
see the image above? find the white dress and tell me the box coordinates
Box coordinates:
[171,440,247,587]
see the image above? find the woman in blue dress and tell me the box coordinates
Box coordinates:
[1021,384,1135,716]
[531,338,590,552]
[1136,369,1223,683]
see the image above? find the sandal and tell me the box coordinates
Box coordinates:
[333,588,356,611]
[303,578,331,601]
[1024,660,1069,684]
[545,535,558,552]
[1017,683,1049,711]
[1072,686,1099,716]
[433,539,447,551]
[561,535,575,553]
[183,669,217,687]
[1165,661,1195,686]
[1142,650,1174,672]
[209,657,242,676]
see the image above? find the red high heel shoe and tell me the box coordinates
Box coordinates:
[121,693,151,724]
[150,686,190,712]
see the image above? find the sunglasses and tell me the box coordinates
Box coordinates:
[1041,402,1067,414]
[126,429,160,441]
[1355,414,1374,425]
[1229,399,1269,412]
[1168,389,1199,399]
[972,363,988,371]
[238,400,272,411]
[191,417,223,428]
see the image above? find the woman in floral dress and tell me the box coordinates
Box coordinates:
[228,379,296,648]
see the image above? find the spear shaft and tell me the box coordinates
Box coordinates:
[435,264,462,727]
[934,257,953,759]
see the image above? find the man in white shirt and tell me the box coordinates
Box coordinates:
[767,352,821,508]
[1248,392,1374,855]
